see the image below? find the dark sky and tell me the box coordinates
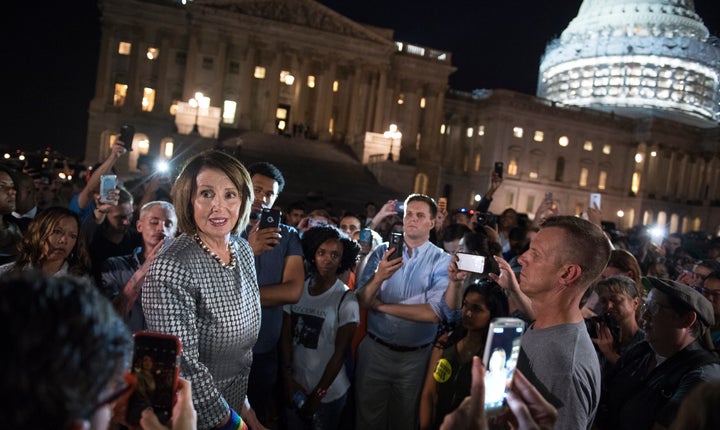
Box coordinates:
[2,0,719,160]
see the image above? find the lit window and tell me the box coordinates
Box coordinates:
[279,70,294,85]
[440,124,446,134]
[474,154,481,171]
[529,171,539,179]
[579,167,589,187]
[583,141,593,151]
[508,158,518,176]
[118,42,131,55]
[332,81,339,92]
[602,144,611,155]
[598,170,607,190]
[254,66,266,79]
[163,141,174,159]
[513,127,524,138]
[307,75,316,88]
[113,83,128,107]
[277,120,286,131]
[534,131,544,142]
[420,97,426,108]
[276,108,287,120]
[141,87,155,112]
[222,100,237,124]
[631,172,641,194]
[478,125,485,136]
[466,127,473,138]
[397,94,404,105]
[146,47,159,60]
[635,153,644,163]
[558,136,569,147]
[328,118,334,134]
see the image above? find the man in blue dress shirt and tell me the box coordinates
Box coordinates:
[355,193,452,430]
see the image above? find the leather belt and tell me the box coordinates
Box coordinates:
[367,332,431,352]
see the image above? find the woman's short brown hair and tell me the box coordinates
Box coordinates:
[171,150,253,235]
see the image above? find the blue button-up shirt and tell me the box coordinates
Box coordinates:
[357,239,451,347]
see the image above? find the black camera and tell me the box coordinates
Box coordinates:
[476,212,498,227]
[585,313,620,340]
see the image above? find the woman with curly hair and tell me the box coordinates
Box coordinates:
[0,206,91,279]
[280,225,361,430]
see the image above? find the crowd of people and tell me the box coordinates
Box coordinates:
[4,142,720,430]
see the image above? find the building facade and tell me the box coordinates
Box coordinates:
[86,0,720,234]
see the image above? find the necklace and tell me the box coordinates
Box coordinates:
[193,233,237,269]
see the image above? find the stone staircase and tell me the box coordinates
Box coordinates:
[229,131,404,215]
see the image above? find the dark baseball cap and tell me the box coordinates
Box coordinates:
[645,276,715,326]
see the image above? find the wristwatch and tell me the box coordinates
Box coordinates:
[315,387,328,399]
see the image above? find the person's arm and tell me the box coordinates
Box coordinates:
[258,254,304,306]
[368,200,397,231]
[419,341,445,430]
[373,301,439,322]
[302,322,358,415]
[355,248,402,308]
[279,310,303,405]
[78,142,126,210]
[445,254,468,310]
[489,256,534,321]
[476,171,503,213]
[115,240,164,315]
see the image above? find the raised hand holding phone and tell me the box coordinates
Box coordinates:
[482,317,525,416]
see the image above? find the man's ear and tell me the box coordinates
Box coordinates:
[679,311,697,330]
[559,264,582,286]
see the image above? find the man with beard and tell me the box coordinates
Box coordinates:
[99,200,177,331]
[243,161,304,428]
[595,277,720,429]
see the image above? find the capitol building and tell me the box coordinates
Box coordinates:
[85,0,720,234]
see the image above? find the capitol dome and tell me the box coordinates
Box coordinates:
[537,0,720,127]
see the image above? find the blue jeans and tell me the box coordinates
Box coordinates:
[285,391,348,430]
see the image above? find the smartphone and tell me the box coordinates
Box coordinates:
[388,232,404,260]
[456,252,486,273]
[394,200,405,214]
[494,161,504,178]
[590,193,602,210]
[359,228,373,246]
[482,317,525,415]
[437,197,447,213]
[259,208,281,229]
[126,332,182,425]
[99,174,117,204]
[119,123,135,151]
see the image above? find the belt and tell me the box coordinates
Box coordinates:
[367,332,431,352]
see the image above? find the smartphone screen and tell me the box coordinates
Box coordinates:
[394,200,405,214]
[359,228,373,245]
[99,174,117,204]
[482,318,525,414]
[438,197,448,213]
[388,232,403,260]
[590,193,602,210]
[126,332,182,425]
[456,252,486,273]
[259,208,281,229]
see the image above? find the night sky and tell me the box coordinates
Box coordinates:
[2,0,719,160]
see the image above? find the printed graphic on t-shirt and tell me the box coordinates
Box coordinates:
[292,313,324,349]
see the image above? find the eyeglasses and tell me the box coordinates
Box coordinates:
[89,376,131,415]
[641,301,673,317]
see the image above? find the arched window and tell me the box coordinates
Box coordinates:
[555,157,565,182]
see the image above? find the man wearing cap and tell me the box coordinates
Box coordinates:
[594,277,720,430]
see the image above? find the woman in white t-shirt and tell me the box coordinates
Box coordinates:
[281,225,361,430]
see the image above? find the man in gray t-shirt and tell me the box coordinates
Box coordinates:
[495,216,610,429]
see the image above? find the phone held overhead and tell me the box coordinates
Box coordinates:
[482,317,525,416]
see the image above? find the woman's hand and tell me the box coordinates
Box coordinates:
[140,378,197,430]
